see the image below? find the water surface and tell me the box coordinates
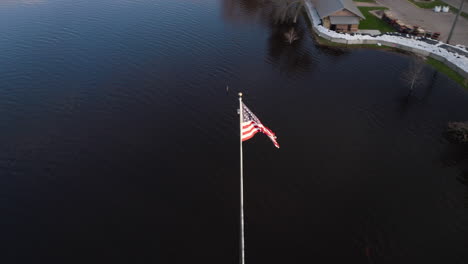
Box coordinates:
[1,0,468,263]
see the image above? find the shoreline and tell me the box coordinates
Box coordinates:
[309,28,468,88]
[303,1,468,88]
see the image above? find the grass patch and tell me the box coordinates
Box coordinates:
[442,2,468,20]
[408,0,446,9]
[408,0,468,19]
[426,57,468,89]
[358,7,396,32]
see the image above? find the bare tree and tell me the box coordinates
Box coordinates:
[284,27,299,44]
[402,57,426,92]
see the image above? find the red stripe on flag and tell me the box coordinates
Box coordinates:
[242,130,259,141]
[242,121,255,129]
[242,125,259,136]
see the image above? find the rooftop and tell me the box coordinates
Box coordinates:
[311,0,365,19]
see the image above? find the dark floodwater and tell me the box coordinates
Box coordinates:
[1,0,468,263]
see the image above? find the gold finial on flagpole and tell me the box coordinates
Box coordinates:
[239,92,243,97]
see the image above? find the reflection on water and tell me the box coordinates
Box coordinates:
[0,0,45,6]
[222,0,351,75]
[222,0,271,24]
[222,0,320,75]
[266,23,312,74]
[2,0,45,3]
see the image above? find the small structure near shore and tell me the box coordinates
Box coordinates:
[311,0,365,32]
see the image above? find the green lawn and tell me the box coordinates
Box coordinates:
[358,7,396,32]
[426,57,468,89]
[408,0,446,9]
[408,0,468,19]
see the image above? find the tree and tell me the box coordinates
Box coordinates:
[284,27,299,44]
[402,57,425,92]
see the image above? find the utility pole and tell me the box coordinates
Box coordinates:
[447,0,466,44]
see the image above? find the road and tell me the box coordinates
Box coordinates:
[442,0,468,14]
[377,0,468,46]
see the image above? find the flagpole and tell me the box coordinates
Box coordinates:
[238,92,245,264]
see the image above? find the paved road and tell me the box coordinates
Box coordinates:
[442,0,468,14]
[354,2,381,7]
[377,0,468,46]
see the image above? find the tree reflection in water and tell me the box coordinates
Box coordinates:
[266,22,313,74]
[222,0,271,25]
[222,0,314,74]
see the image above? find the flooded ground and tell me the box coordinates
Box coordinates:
[1,0,468,263]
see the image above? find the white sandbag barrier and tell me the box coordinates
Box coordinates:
[304,1,468,79]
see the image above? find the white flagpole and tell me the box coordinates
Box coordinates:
[238,92,245,264]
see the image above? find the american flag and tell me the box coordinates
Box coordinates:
[241,102,280,148]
